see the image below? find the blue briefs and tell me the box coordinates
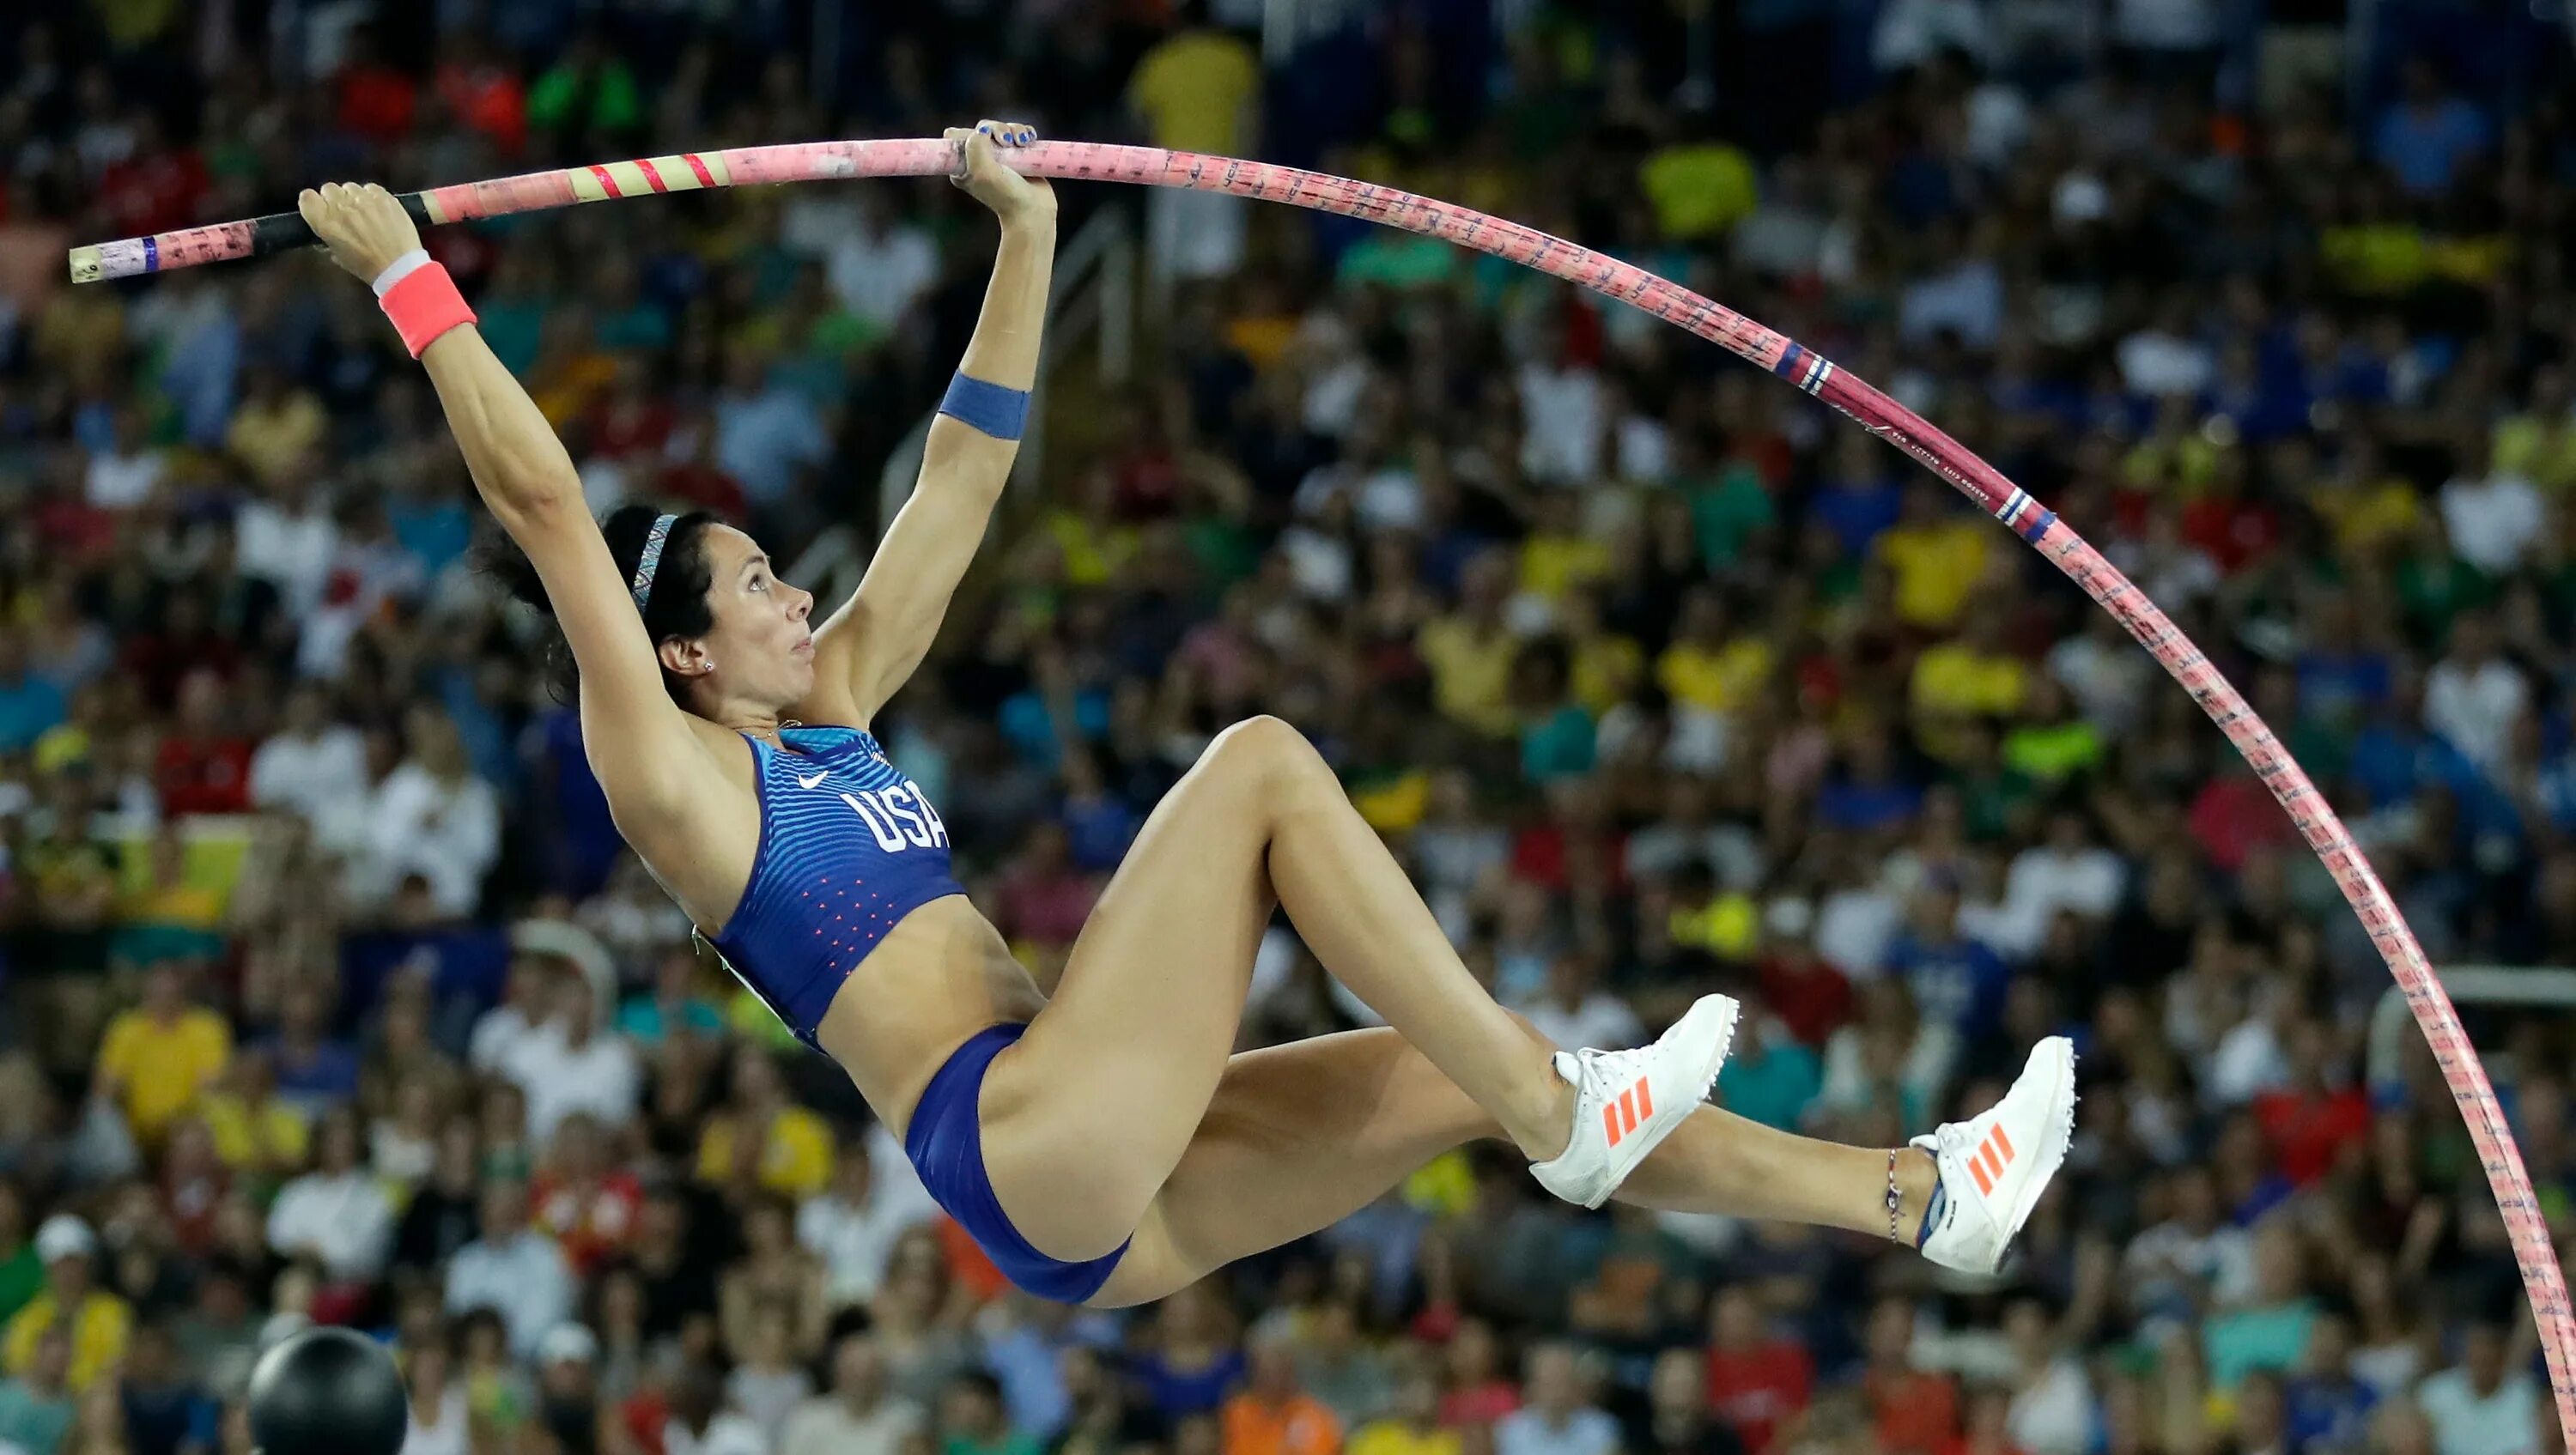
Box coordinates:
[902,1023,1129,1303]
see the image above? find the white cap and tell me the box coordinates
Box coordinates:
[1765,896,1816,941]
[258,1313,313,1351]
[33,1216,94,1264]
[538,1324,598,1365]
[2052,173,2111,225]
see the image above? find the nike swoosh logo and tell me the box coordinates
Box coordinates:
[797,771,829,790]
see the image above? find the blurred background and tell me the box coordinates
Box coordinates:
[3,0,2575,1453]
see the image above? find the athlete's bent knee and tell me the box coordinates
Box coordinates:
[1206,713,1303,763]
[1206,714,1333,802]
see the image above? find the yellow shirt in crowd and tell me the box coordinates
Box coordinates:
[3,1291,133,1391]
[1875,520,1990,629]
[1416,618,1519,738]
[1912,644,2029,718]
[2495,414,2576,494]
[1351,1423,1464,1455]
[224,391,326,485]
[696,1107,835,1199]
[2313,477,2421,555]
[1042,511,1140,589]
[1128,31,1260,154]
[1570,634,1645,715]
[1519,532,1611,602]
[1656,638,1771,714]
[94,1009,231,1142]
[1639,142,1758,240]
[2122,432,2222,495]
[1351,770,1432,836]
[198,1093,311,1173]
[1911,642,2029,761]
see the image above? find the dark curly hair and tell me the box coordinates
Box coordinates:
[486,504,721,706]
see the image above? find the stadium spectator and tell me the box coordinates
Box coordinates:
[0,1217,128,1393]
[501,969,641,1143]
[1222,1331,1342,1455]
[1348,1369,1456,1455]
[1494,1343,1618,1455]
[663,1358,769,1455]
[1631,1347,1742,1455]
[0,1321,75,1455]
[1703,1285,1811,1452]
[90,965,229,1148]
[2415,1315,2543,1455]
[781,1331,926,1455]
[943,1367,1042,1455]
[443,1179,574,1360]
[262,1106,394,1283]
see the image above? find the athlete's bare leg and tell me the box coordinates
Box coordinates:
[1088,1027,1941,1307]
[979,716,1573,1262]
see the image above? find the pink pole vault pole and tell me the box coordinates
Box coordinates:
[74,139,2576,1430]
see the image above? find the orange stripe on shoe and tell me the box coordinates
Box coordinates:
[1971,1158,1995,1196]
[1991,1125,2015,1164]
[1636,1079,1655,1121]
[1619,1088,1639,1136]
[1604,1104,1624,1148]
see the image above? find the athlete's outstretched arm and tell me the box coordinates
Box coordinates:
[298,183,714,825]
[803,121,1057,728]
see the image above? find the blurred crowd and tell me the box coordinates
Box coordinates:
[5,1,2576,1454]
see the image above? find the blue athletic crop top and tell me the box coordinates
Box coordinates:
[707,725,966,1047]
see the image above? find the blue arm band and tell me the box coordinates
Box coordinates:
[938,373,1030,441]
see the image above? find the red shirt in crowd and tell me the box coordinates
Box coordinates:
[161,1163,231,1256]
[2252,1084,2371,1185]
[33,493,118,562]
[337,63,418,147]
[2179,495,2281,573]
[1706,1337,1814,1452]
[1865,1369,1960,1455]
[589,393,677,461]
[619,1389,669,1455]
[2107,486,2154,538]
[1112,439,1183,520]
[1439,1382,1520,1428]
[936,1218,1011,1303]
[531,1170,645,1276]
[2186,774,2296,874]
[1728,434,1795,492]
[1406,1299,1461,1345]
[1510,822,1628,894]
[156,733,253,815]
[98,147,208,239]
[657,460,750,524]
[1555,294,1607,370]
[994,864,1098,949]
[1756,950,1853,1047]
[427,227,502,293]
[434,61,528,154]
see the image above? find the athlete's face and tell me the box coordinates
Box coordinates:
[690,524,817,710]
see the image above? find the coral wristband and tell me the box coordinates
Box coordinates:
[376,255,476,358]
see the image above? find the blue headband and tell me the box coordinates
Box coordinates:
[629,512,678,613]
